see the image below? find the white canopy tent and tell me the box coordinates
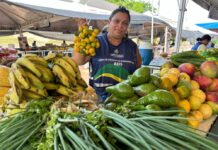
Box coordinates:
[3,0,168,28]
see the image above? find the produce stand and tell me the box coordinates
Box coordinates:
[0,49,218,149]
[18,50,73,57]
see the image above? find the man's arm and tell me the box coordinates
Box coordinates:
[136,47,142,68]
[72,51,91,65]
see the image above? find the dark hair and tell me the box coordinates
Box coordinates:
[109,6,131,23]
[196,34,211,42]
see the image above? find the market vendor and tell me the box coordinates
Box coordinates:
[73,6,142,101]
[191,34,211,51]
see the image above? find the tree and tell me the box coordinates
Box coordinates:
[106,0,156,13]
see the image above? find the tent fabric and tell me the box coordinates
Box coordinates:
[192,0,218,20]
[0,1,53,30]
[5,0,167,24]
[196,22,218,29]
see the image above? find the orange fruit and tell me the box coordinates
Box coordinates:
[199,104,213,120]
[191,111,203,122]
[191,89,206,103]
[160,77,173,91]
[179,72,191,82]
[187,115,200,128]
[164,73,178,86]
[178,99,191,113]
[168,68,180,76]
[189,96,202,110]
[96,41,100,48]
[160,68,169,77]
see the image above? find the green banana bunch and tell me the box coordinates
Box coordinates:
[24,54,48,67]
[22,90,43,99]
[44,53,57,61]
[62,56,80,73]
[52,65,71,88]
[56,85,77,96]
[11,63,30,89]
[8,72,22,104]
[25,70,44,89]
[16,57,41,77]
[77,78,88,88]
[53,57,76,78]
[27,86,48,97]
[43,82,60,90]
[35,64,55,82]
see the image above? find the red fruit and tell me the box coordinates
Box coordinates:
[178,63,195,77]
[200,61,218,78]
[206,92,218,103]
[193,75,212,91]
[207,78,218,92]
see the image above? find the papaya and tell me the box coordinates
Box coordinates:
[136,90,176,108]
[104,94,125,104]
[106,82,134,99]
[145,104,162,111]
[134,83,157,97]
[128,104,145,111]
[128,67,150,86]
[149,74,161,88]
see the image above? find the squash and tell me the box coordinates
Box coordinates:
[0,87,10,97]
[0,65,10,87]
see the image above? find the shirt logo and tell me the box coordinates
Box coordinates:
[110,49,124,58]
[114,49,119,54]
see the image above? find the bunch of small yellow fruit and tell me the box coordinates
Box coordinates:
[73,26,100,56]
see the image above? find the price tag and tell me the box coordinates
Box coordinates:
[149,57,168,67]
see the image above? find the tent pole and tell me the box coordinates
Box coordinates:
[174,0,187,53]
[164,26,168,53]
[151,0,154,45]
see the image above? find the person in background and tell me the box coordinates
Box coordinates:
[191,34,211,51]
[31,41,38,50]
[73,6,142,101]
[61,40,67,47]
[32,41,37,47]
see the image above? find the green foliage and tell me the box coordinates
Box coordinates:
[106,0,156,13]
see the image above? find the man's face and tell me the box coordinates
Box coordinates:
[108,12,129,39]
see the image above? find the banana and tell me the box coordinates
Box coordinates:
[24,55,48,67]
[7,88,20,104]
[11,63,30,89]
[62,56,83,80]
[16,57,41,77]
[52,65,71,88]
[9,71,22,98]
[53,57,76,78]
[56,85,77,96]
[25,70,45,89]
[35,64,55,82]
[75,85,86,92]
[77,78,88,88]
[22,90,43,99]
[66,72,77,87]
[44,82,60,90]
[44,53,57,61]
[62,56,80,73]
[28,86,48,97]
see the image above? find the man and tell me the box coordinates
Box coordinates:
[73,6,142,101]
